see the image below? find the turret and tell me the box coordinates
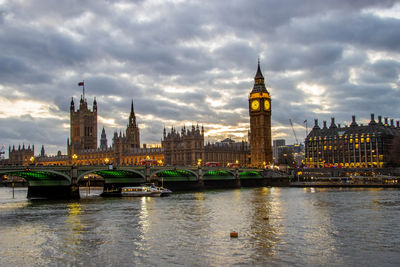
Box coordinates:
[93,97,97,112]
[100,127,108,149]
[350,115,358,127]
[329,117,337,129]
[313,119,320,130]
[369,113,376,126]
[70,97,75,112]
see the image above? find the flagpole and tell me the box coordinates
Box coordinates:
[83,80,85,100]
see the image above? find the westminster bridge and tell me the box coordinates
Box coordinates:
[0,165,288,199]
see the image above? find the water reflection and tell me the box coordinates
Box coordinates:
[248,188,280,262]
[1,187,400,266]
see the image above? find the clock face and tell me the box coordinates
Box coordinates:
[264,100,270,110]
[251,100,260,110]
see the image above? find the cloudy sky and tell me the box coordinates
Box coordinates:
[1,0,400,156]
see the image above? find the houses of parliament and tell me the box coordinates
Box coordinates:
[3,61,273,168]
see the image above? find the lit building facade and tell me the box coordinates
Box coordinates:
[305,114,400,168]
[162,126,250,166]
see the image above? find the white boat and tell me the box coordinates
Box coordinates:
[144,183,172,197]
[121,185,162,197]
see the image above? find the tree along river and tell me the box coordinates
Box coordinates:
[0,187,399,266]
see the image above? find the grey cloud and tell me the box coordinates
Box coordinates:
[1,0,400,153]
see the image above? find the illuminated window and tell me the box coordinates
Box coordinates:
[361,138,364,143]
[324,146,327,150]
[350,139,353,143]
[329,146,332,150]
[355,144,359,149]
[366,138,370,142]
[355,138,359,143]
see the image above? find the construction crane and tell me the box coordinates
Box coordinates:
[0,144,5,159]
[289,119,299,145]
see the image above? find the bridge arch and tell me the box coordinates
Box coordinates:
[203,169,235,179]
[77,168,146,183]
[151,168,198,181]
[0,169,72,185]
[239,170,263,179]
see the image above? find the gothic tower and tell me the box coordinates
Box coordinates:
[249,59,272,167]
[126,100,140,148]
[68,93,98,155]
[100,126,108,149]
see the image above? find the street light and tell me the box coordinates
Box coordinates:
[30,156,35,165]
[72,154,78,166]
[105,158,109,165]
[197,158,202,167]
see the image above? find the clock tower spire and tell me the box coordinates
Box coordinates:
[249,59,272,167]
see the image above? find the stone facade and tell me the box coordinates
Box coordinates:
[162,126,250,166]
[68,95,97,155]
[204,138,250,166]
[162,125,205,166]
[6,145,34,165]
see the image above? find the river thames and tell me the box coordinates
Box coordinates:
[0,187,399,266]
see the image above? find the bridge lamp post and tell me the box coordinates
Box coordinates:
[197,158,202,167]
[72,154,78,166]
[30,156,35,165]
[104,158,110,165]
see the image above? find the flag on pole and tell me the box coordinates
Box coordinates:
[78,81,84,86]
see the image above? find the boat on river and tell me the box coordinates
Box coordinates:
[121,185,162,197]
[144,183,172,196]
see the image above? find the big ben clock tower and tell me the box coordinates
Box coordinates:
[249,59,272,167]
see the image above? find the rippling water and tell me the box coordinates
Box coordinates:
[0,187,399,266]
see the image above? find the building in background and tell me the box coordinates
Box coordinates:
[305,115,400,168]
[273,139,286,163]
[273,140,305,167]
[5,145,34,166]
[162,127,249,166]
[2,91,250,167]
[68,95,97,154]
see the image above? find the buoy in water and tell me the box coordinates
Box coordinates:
[230,231,238,238]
